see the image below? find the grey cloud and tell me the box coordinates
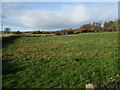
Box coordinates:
[2,3,118,30]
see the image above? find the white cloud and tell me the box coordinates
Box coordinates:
[3,3,118,30]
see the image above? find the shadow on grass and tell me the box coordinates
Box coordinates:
[2,36,21,48]
[2,59,24,75]
[2,36,24,75]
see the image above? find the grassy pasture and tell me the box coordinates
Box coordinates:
[2,32,118,88]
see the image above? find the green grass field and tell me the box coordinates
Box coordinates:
[2,32,118,88]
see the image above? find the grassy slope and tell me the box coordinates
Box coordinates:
[2,32,118,88]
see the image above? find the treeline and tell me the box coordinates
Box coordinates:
[3,30,23,34]
[31,31,52,34]
[3,19,119,35]
[54,19,119,35]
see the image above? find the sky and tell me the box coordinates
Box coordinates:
[0,2,118,31]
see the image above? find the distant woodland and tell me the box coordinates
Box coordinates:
[53,19,119,35]
[4,19,119,35]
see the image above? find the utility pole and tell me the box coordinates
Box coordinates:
[0,1,3,89]
[1,0,4,36]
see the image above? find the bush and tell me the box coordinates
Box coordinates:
[32,31,42,34]
[13,31,23,34]
[54,31,62,35]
